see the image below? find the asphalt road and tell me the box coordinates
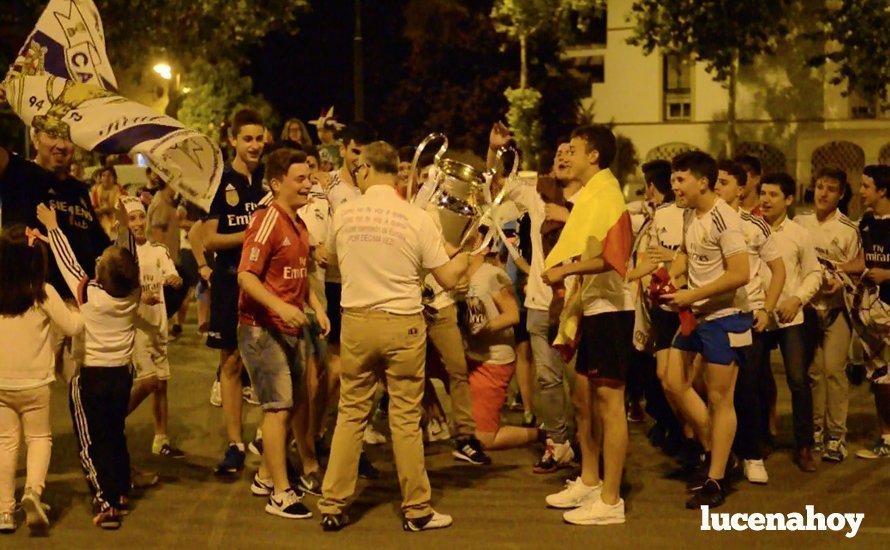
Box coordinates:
[3,318,888,549]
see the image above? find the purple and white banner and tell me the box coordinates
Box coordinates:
[3,0,223,210]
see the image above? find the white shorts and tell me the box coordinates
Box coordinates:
[133,327,171,381]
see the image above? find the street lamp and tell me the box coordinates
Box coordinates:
[153,62,172,80]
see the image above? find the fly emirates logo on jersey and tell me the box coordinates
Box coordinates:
[226,201,262,228]
[284,257,308,280]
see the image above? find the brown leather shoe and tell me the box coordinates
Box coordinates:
[794,447,817,472]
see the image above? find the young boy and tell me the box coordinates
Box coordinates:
[238,148,329,519]
[542,125,633,526]
[714,160,786,484]
[463,237,538,450]
[843,165,890,459]
[758,173,822,471]
[121,196,185,459]
[204,109,270,474]
[37,200,140,529]
[795,168,860,461]
[663,151,751,509]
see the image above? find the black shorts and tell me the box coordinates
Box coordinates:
[650,306,681,353]
[515,307,530,344]
[324,282,343,344]
[207,267,239,350]
[178,249,200,289]
[576,311,635,383]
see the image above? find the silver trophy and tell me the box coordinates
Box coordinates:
[407,133,519,249]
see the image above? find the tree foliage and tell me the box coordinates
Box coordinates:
[807,0,890,104]
[380,0,586,158]
[177,59,278,135]
[627,0,790,82]
[4,0,310,71]
[628,0,791,155]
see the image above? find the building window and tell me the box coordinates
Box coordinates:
[569,55,605,84]
[663,54,692,121]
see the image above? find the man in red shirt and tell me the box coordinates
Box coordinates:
[238,148,330,520]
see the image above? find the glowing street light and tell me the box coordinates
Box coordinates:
[153,62,172,80]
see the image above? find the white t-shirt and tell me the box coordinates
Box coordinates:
[762,216,822,328]
[503,183,583,312]
[465,263,516,364]
[794,210,861,311]
[49,228,139,367]
[324,171,362,282]
[299,183,332,294]
[135,241,178,343]
[649,202,685,254]
[0,284,83,390]
[328,185,450,314]
[739,211,781,311]
[683,198,749,320]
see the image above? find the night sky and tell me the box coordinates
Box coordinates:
[246,0,410,135]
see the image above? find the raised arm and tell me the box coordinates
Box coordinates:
[38,205,89,303]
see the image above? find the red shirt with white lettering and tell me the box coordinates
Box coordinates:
[238,202,311,335]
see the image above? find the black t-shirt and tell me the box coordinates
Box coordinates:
[0,153,111,299]
[860,211,890,304]
[205,164,268,275]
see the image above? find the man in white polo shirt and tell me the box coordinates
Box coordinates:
[318,141,469,533]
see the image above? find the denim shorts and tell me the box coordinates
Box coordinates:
[672,312,753,366]
[238,325,305,410]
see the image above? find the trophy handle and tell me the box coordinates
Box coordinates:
[408,132,448,202]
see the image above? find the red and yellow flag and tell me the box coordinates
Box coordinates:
[544,168,632,359]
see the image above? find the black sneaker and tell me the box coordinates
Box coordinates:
[265,488,313,519]
[215,444,246,475]
[685,454,710,493]
[321,512,349,531]
[686,478,725,509]
[155,443,186,459]
[647,423,668,448]
[358,453,380,480]
[170,324,183,339]
[453,436,492,465]
[299,471,323,496]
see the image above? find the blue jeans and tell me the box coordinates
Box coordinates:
[527,309,569,444]
[238,325,305,411]
[756,324,815,449]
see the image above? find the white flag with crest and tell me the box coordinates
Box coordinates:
[3,0,223,211]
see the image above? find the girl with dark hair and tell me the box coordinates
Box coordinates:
[0,225,83,534]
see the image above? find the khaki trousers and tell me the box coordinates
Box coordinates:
[810,309,852,439]
[427,304,476,437]
[319,309,432,519]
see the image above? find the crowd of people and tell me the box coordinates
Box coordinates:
[0,104,887,536]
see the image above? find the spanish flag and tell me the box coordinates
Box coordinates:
[544,168,632,360]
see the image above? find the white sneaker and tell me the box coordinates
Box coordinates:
[210,380,222,407]
[0,511,15,533]
[545,477,601,509]
[251,472,273,496]
[426,418,451,443]
[743,459,769,484]
[364,425,387,445]
[242,386,260,405]
[21,488,49,533]
[563,497,625,526]
[265,489,312,519]
[403,510,453,531]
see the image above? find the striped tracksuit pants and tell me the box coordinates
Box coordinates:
[69,366,132,511]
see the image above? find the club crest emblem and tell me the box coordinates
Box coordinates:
[225,184,240,207]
